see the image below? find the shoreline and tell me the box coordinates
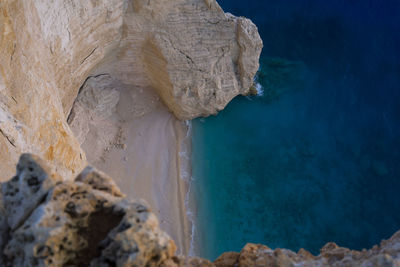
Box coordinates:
[175,119,193,256]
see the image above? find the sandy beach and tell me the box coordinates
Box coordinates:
[70,76,192,255]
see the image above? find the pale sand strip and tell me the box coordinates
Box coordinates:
[81,84,191,254]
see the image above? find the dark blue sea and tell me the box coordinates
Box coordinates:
[190,0,400,260]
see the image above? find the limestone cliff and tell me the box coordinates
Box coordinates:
[1,154,400,267]
[4,1,398,267]
[0,0,262,180]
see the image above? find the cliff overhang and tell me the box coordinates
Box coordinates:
[0,0,262,180]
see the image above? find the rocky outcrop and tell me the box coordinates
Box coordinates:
[0,0,262,180]
[214,240,400,267]
[1,154,400,267]
[141,2,263,119]
[0,154,176,266]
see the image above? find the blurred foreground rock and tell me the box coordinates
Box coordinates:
[214,240,400,267]
[0,154,175,266]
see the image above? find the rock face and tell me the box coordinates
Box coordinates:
[0,0,122,181]
[67,75,121,147]
[214,241,400,267]
[0,0,262,180]
[141,2,263,119]
[1,154,400,267]
[1,154,176,266]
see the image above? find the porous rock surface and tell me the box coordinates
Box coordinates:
[1,154,400,267]
[0,154,176,266]
[0,0,262,180]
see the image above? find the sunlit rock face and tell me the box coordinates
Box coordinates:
[140,2,263,119]
[0,0,262,180]
[0,0,124,181]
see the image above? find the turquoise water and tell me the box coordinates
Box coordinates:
[191,0,400,260]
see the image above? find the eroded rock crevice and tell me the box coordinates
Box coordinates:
[66,207,125,266]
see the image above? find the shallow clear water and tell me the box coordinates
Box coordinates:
[191,0,400,260]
